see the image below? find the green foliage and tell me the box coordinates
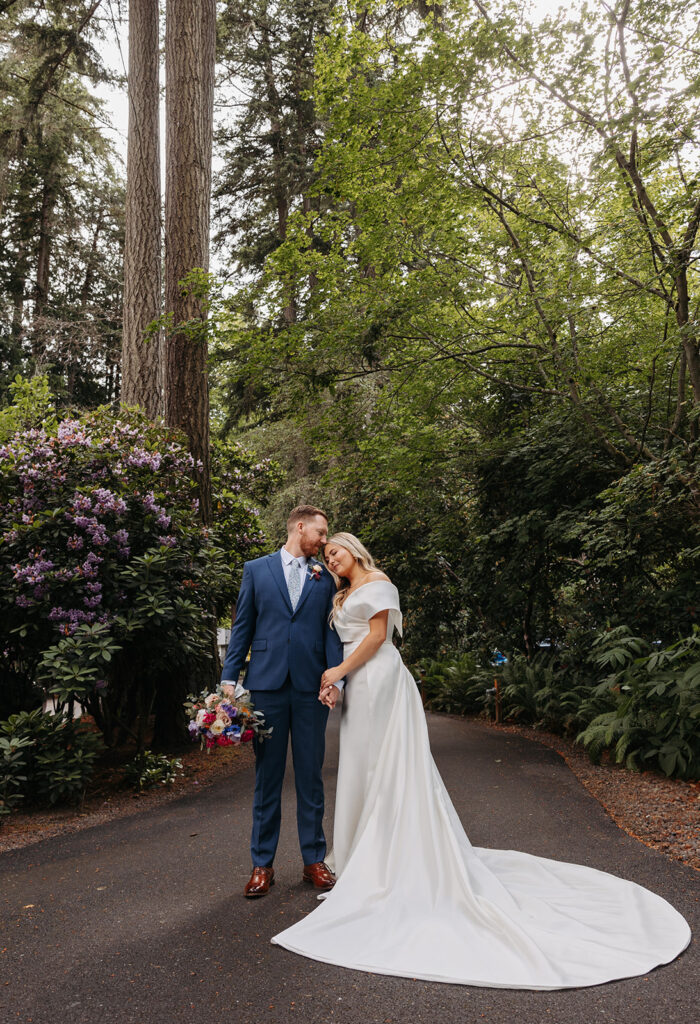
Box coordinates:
[214,0,334,279]
[210,0,698,666]
[0,3,124,405]
[459,413,621,655]
[0,375,57,442]
[571,447,700,642]
[578,628,700,780]
[419,653,488,715]
[421,628,700,779]
[495,652,610,736]
[0,708,102,811]
[122,750,184,792]
[0,391,275,747]
[38,621,122,706]
[421,646,609,736]
[0,734,33,816]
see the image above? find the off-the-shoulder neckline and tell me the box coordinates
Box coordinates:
[344,578,395,599]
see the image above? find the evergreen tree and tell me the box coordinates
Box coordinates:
[0,0,124,405]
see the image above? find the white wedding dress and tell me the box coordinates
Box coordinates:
[271,581,691,989]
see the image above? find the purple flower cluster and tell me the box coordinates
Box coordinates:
[92,488,127,515]
[48,606,99,633]
[127,448,162,471]
[57,421,92,446]
[81,552,102,578]
[11,550,55,588]
[142,491,159,513]
[2,408,271,678]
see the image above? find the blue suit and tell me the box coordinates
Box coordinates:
[221,551,344,867]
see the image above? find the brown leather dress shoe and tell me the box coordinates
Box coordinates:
[244,866,274,898]
[303,861,336,890]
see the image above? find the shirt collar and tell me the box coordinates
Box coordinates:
[281,546,308,567]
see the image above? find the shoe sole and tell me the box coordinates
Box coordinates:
[302,875,335,890]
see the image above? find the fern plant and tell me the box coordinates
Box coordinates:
[577,627,700,779]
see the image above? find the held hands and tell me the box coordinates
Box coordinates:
[319,665,344,710]
[319,682,340,709]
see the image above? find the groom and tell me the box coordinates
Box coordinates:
[221,505,344,898]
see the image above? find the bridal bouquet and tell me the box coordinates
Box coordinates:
[184,688,271,751]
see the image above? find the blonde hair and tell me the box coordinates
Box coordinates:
[324,532,381,623]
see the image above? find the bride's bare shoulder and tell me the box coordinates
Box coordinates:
[367,571,391,584]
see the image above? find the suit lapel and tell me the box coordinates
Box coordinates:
[267,552,293,613]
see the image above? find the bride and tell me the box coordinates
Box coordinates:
[271,533,691,989]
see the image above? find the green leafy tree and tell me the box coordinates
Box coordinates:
[209,0,699,656]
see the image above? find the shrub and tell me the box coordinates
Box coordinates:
[0,734,32,816]
[419,653,490,715]
[420,648,607,735]
[577,627,700,780]
[123,750,184,791]
[0,708,102,809]
[496,652,609,736]
[0,387,275,745]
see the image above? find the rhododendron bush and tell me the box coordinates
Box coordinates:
[0,395,274,746]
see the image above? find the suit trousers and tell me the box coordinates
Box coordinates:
[249,676,330,867]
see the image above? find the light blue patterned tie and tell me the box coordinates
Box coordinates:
[288,558,302,609]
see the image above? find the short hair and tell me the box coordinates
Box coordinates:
[286,504,328,532]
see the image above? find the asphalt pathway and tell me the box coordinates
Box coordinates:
[1,713,697,1024]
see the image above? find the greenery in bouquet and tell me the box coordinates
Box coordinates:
[185,688,271,751]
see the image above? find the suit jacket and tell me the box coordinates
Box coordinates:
[221,551,344,691]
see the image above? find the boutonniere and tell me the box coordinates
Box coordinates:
[308,562,323,581]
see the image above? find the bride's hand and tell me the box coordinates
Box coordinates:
[321,666,343,689]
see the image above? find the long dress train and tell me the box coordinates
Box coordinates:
[271,581,691,989]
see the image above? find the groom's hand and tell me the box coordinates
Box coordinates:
[221,683,236,699]
[319,683,340,710]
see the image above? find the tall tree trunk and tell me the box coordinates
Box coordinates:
[122,0,162,419]
[163,0,215,526]
[159,0,217,748]
[10,238,27,343]
[80,208,105,307]
[260,24,296,323]
[34,173,57,319]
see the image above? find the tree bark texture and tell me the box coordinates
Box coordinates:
[122,0,162,419]
[163,0,215,525]
[34,172,57,320]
